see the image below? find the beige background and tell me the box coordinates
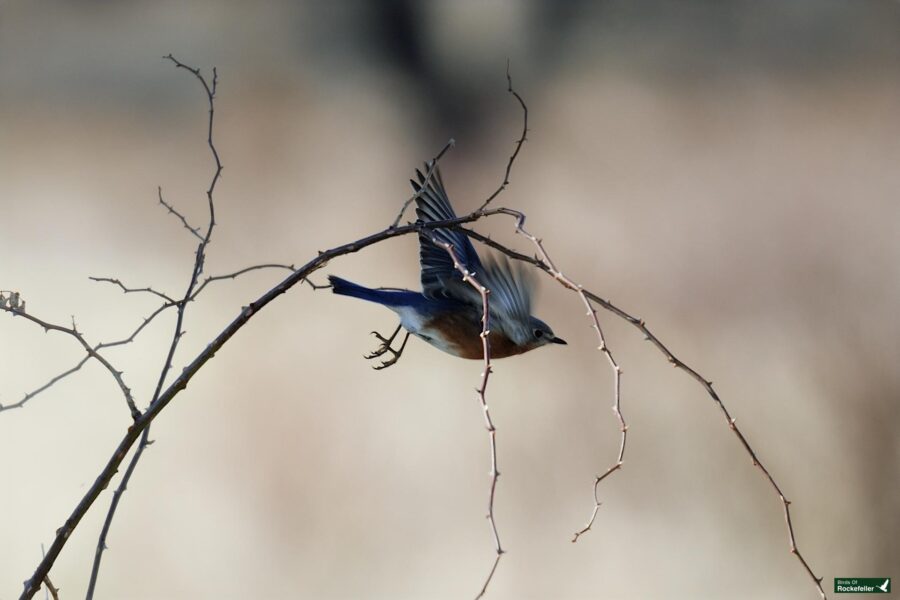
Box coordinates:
[1,2,898,599]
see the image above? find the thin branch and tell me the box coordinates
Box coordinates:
[152,54,221,402]
[461,219,826,599]
[476,62,528,212]
[0,307,139,420]
[302,276,331,290]
[43,576,58,600]
[18,209,511,600]
[0,301,175,414]
[2,265,305,416]
[157,186,203,241]
[163,53,220,240]
[390,138,456,228]
[438,240,502,600]
[95,303,174,351]
[89,276,176,304]
[0,356,89,413]
[479,222,628,543]
[190,264,296,300]
[86,55,222,595]
[39,545,58,600]
[85,427,153,600]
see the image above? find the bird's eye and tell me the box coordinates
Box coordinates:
[533,329,544,338]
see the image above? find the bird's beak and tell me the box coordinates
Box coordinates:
[550,336,567,345]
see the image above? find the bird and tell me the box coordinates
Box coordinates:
[329,164,566,369]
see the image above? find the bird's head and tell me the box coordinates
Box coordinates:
[523,315,567,349]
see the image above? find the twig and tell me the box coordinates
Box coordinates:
[157,187,203,241]
[0,356,89,413]
[190,264,296,299]
[461,219,826,599]
[95,303,174,351]
[438,241,502,599]
[480,221,627,542]
[89,276,176,304]
[85,427,153,600]
[476,62,528,212]
[43,574,59,600]
[0,308,139,420]
[389,138,455,228]
[163,54,220,239]
[39,545,58,600]
[86,54,222,595]
[18,209,511,600]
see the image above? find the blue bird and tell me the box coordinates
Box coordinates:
[329,165,565,368]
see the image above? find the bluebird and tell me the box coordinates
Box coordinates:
[329,165,566,368]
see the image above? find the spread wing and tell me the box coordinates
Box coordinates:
[412,165,483,299]
[478,255,535,337]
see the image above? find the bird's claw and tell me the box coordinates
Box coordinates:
[372,350,402,370]
[363,325,409,370]
[364,331,393,359]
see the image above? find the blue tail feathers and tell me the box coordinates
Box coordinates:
[328,275,422,308]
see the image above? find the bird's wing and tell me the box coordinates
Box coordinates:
[412,165,483,299]
[478,254,535,331]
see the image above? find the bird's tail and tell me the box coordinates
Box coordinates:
[328,275,420,308]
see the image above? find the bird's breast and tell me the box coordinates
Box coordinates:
[420,311,531,359]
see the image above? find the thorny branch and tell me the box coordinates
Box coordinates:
[158,186,203,241]
[88,276,176,304]
[0,306,140,420]
[480,219,628,543]
[461,219,826,599]
[85,427,153,599]
[438,241,502,600]
[476,61,528,212]
[14,206,517,600]
[87,54,221,600]
[5,59,826,600]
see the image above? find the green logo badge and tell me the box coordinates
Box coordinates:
[835,578,891,593]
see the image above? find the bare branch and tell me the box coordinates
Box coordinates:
[95,303,174,351]
[438,240,503,599]
[0,356,89,413]
[191,264,295,300]
[11,57,826,600]
[89,276,176,304]
[86,55,223,594]
[43,577,58,600]
[461,218,826,599]
[18,209,510,600]
[157,186,203,241]
[0,306,139,420]
[39,546,58,600]
[151,54,221,403]
[163,53,220,240]
[390,138,456,228]
[476,62,528,212]
[85,427,153,600]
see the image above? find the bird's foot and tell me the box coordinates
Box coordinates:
[364,325,410,370]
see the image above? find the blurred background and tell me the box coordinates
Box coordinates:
[1,1,899,598]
